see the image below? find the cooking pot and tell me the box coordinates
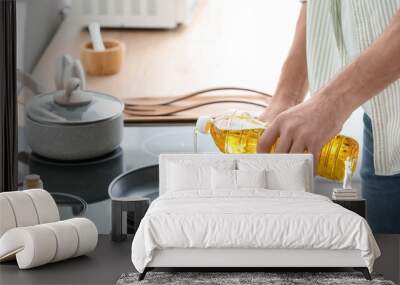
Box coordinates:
[25,78,124,161]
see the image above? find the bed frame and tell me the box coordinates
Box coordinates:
[138,154,372,281]
[139,248,371,280]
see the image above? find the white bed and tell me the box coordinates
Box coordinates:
[131,154,380,280]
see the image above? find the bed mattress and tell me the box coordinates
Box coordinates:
[131,190,380,273]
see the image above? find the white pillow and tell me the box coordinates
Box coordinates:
[167,162,210,191]
[211,169,267,191]
[238,159,307,191]
[211,168,236,190]
[266,162,306,191]
[236,169,267,189]
[167,160,235,192]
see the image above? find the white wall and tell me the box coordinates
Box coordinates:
[16,0,64,72]
[17,0,65,180]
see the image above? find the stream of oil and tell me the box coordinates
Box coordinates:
[194,129,198,153]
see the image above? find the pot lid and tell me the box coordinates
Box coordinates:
[26,81,124,125]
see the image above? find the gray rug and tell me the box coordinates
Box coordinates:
[117,272,396,285]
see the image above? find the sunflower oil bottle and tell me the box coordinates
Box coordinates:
[195,110,359,181]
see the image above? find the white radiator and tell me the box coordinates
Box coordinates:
[69,0,197,29]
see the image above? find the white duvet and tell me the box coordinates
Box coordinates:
[131,190,380,273]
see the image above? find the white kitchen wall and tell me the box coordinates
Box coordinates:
[17,0,65,179]
[16,0,65,72]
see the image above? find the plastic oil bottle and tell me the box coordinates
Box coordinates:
[195,110,359,181]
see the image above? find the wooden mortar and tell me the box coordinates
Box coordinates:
[81,39,125,76]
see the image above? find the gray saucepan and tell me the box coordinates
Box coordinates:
[25,78,124,161]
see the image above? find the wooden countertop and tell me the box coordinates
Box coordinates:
[32,0,299,122]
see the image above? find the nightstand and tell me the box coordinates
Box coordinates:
[332,199,366,218]
[109,165,159,242]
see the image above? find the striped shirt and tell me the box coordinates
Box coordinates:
[307,0,400,175]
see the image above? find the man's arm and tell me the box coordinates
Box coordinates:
[259,3,308,123]
[257,9,400,159]
[325,9,400,117]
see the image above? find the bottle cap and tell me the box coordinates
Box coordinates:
[196,116,212,133]
[25,174,40,182]
[24,174,43,190]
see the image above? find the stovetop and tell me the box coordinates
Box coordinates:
[18,125,217,234]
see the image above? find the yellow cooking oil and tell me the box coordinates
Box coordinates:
[195,111,359,181]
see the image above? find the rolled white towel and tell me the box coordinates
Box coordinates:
[0,196,17,237]
[24,189,60,224]
[0,225,57,267]
[0,191,40,228]
[64,218,98,257]
[0,189,60,238]
[42,221,79,262]
[0,218,98,269]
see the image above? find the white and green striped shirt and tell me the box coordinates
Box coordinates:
[307,0,400,175]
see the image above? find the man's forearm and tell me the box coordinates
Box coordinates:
[317,9,400,118]
[273,4,308,106]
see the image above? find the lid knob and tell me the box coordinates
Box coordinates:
[54,78,93,107]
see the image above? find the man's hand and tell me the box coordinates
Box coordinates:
[257,93,349,161]
[258,96,297,124]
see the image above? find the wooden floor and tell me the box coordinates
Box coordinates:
[0,235,398,285]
